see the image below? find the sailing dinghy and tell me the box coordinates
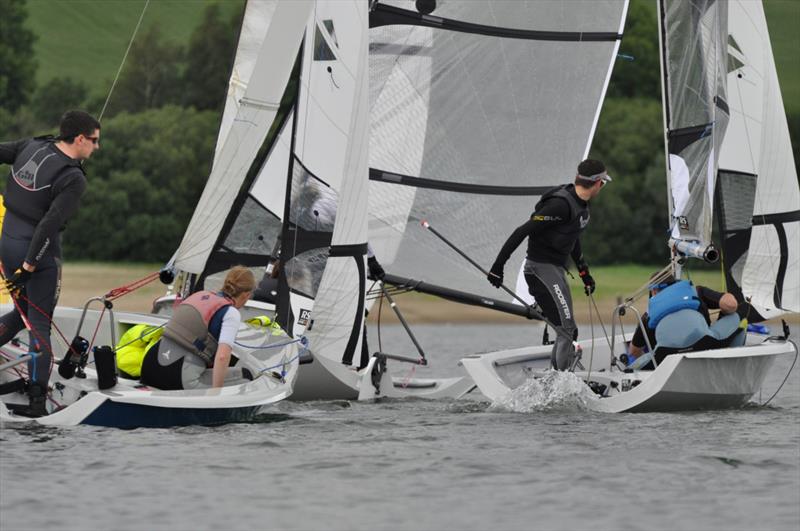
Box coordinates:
[460,0,799,412]
[0,1,313,427]
[152,0,473,401]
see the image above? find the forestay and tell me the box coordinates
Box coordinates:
[659,0,729,247]
[367,0,628,305]
[716,0,800,318]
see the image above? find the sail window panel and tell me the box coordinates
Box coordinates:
[370,182,535,297]
[219,196,282,258]
[289,161,339,232]
[716,172,756,232]
[379,0,625,33]
[285,248,329,300]
[370,23,618,187]
[313,25,337,61]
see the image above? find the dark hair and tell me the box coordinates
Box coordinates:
[575,159,606,189]
[59,110,101,143]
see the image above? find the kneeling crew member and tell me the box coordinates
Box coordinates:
[628,274,742,360]
[487,159,610,370]
[141,266,256,390]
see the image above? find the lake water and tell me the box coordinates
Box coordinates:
[1,323,798,531]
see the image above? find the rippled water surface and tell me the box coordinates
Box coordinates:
[2,324,798,531]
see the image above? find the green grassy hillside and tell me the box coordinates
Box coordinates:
[26,0,244,96]
[764,0,800,114]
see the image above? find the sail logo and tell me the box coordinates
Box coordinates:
[579,214,590,229]
[298,309,312,326]
[553,284,571,320]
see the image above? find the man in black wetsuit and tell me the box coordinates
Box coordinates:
[0,110,100,417]
[487,159,610,371]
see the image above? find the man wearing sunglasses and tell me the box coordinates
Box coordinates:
[0,110,100,417]
[487,159,610,371]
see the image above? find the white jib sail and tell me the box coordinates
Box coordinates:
[173,1,313,274]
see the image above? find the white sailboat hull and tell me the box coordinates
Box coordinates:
[292,352,475,401]
[0,305,299,428]
[460,334,793,413]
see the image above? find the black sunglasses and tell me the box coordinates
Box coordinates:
[83,135,99,145]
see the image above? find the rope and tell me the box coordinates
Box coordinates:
[759,339,798,408]
[98,0,150,120]
[399,363,416,389]
[104,272,160,301]
[257,352,301,375]
[234,336,307,351]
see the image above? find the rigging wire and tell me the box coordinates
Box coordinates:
[759,339,797,408]
[98,0,151,121]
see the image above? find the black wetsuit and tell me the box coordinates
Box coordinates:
[493,184,590,370]
[0,138,87,387]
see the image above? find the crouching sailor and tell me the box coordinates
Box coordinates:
[140,266,256,390]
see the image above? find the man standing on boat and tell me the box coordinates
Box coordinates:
[0,110,100,417]
[487,159,610,371]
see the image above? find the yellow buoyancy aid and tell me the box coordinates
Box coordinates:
[116,324,164,377]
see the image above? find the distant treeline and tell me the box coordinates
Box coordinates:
[0,1,797,267]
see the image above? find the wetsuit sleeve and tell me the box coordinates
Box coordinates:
[630,313,655,349]
[25,169,87,265]
[696,286,723,309]
[0,139,28,165]
[570,238,584,267]
[493,199,571,266]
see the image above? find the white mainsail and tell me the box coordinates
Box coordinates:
[172,1,312,275]
[368,0,629,307]
[717,0,799,317]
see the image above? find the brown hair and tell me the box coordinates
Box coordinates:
[222,266,256,298]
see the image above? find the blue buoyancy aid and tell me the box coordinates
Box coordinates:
[647,280,701,329]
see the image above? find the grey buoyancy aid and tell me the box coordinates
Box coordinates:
[163,291,233,367]
[531,184,590,260]
[4,137,85,226]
